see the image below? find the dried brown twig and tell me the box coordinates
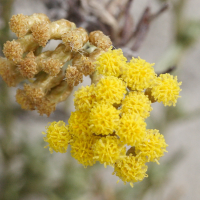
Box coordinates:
[66,0,169,59]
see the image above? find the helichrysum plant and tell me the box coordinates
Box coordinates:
[0,13,182,187]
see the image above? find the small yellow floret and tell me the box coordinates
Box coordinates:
[96,47,127,77]
[42,121,71,154]
[122,57,156,91]
[135,129,168,164]
[93,136,126,167]
[74,84,96,111]
[113,155,148,187]
[68,110,91,136]
[89,103,120,135]
[70,134,98,167]
[116,113,146,146]
[95,76,126,104]
[151,73,182,106]
[121,91,152,118]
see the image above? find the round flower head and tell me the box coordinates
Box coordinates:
[9,14,29,38]
[135,129,168,164]
[122,57,156,91]
[70,134,98,167]
[116,113,146,146]
[68,110,91,136]
[74,84,96,111]
[89,103,120,135]
[95,76,126,105]
[121,91,152,118]
[93,136,126,167]
[42,121,71,154]
[95,47,127,77]
[151,73,182,106]
[113,155,148,187]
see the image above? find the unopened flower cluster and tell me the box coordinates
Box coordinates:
[0,14,182,187]
[0,13,110,116]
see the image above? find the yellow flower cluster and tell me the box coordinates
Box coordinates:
[95,47,127,77]
[0,14,181,187]
[42,46,181,187]
[113,155,148,187]
[121,57,156,91]
[135,129,168,164]
[42,121,71,154]
[151,74,182,106]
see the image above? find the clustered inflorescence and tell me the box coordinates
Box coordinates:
[0,13,182,187]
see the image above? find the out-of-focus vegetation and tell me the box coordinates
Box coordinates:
[0,0,199,199]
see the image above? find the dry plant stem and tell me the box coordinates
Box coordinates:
[130,3,169,51]
[107,0,130,17]
[72,48,104,77]
[0,57,24,86]
[37,81,73,116]
[88,48,105,84]
[149,3,169,21]
[157,66,177,76]
[51,43,74,63]
[18,51,51,78]
[24,71,65,103]
[49,80,73,102]
[131,7,151,51]
[118,0,134,46]
[86,0,119,40]
[3,34,39,63]
[89,31,112,51]
[90,69,103,85]
[18,44,73,78]
[31,19,76,47]
[72,51,89,68]
[42,45,73,75]
[9,13,50,38]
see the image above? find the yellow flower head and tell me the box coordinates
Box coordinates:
[113,155,148,187]
[116,113,146,146]
[135,129,168,164]
[89,103,120,135]
[96,47,127,77]
[68,110,91,136]
[122,57,156,91]
[70,134,98,167]
[74,84,96,112]
[121,91,152,118]
[95,76,127,104]
[151,73,182,106]
[42,121,71,154]
[93,136,126,167]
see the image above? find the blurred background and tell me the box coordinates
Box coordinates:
[0,0,200,199]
